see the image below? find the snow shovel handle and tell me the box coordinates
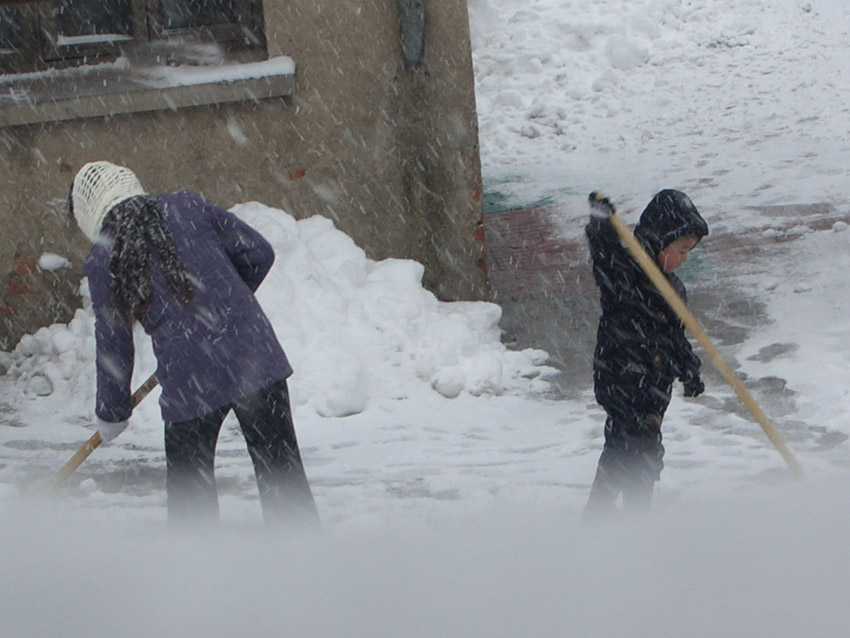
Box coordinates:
[591,193,805,481]
[41,373,159,495]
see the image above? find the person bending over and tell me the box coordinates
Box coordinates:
[70,161,318,528]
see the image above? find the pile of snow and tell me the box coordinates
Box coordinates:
[37,253,71,271]
[2,203,554,420]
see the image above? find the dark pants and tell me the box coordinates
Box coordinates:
[164,380,318,528]
[584,371,671,518]
[583,412,666,518]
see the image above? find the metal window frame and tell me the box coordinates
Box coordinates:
[0,0,265,73]
[0,3,44,72]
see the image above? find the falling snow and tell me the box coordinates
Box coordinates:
[2,1,850,636]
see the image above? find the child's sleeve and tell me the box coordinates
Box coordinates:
[585,213,642,286]
[675,332,702,381]
[585,213,619,256]
[668,276,702,380]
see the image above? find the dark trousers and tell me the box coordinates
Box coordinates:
[583,409,667,519]
[164,380,318,528]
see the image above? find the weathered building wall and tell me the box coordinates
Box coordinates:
[0,0,485,350]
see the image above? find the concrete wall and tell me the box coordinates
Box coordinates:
[0,0,486,350]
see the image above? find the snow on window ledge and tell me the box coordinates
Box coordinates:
[0,56,296,128]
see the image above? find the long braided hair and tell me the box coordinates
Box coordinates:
[69,190,195,322]
[107,195,195,322]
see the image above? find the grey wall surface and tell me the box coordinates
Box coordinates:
[0,0,485,350]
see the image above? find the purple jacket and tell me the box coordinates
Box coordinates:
[85,191,293,423]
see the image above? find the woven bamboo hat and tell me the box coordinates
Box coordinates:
[71,161,147,242]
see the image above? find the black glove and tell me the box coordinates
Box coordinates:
[588,192,616,216]
[682,375,704,398]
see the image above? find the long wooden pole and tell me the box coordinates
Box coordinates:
[41,373,159,495]
[593,194,804,481]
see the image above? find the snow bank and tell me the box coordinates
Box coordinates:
[2,203,554,420]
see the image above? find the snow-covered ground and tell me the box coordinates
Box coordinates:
[2,1,850,636]
[472,0,850,216]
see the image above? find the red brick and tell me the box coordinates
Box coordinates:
[15,260,37,276]
[7,279,31,295]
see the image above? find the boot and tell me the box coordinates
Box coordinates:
[621,479,654,515]
[582,463,620,521]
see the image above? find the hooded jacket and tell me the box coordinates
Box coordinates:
[85,191,292,423]
[586,189,708,412]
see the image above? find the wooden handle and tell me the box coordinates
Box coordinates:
[606,211,805,481]
[40,373,159,495]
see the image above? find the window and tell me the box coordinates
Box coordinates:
[0,0,266,74]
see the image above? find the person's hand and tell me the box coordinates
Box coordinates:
[588,192,616,217]
[97,418,129,443]
[682,375,705,398]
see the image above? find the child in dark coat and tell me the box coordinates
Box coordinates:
[583,189,709,517]
[69,161,318,528]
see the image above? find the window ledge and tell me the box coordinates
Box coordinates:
[0,56,295,128]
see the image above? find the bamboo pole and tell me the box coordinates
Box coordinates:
[41,373,159,495]
[593,194,804,481]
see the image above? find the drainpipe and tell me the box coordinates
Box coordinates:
[397,0,425,69]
